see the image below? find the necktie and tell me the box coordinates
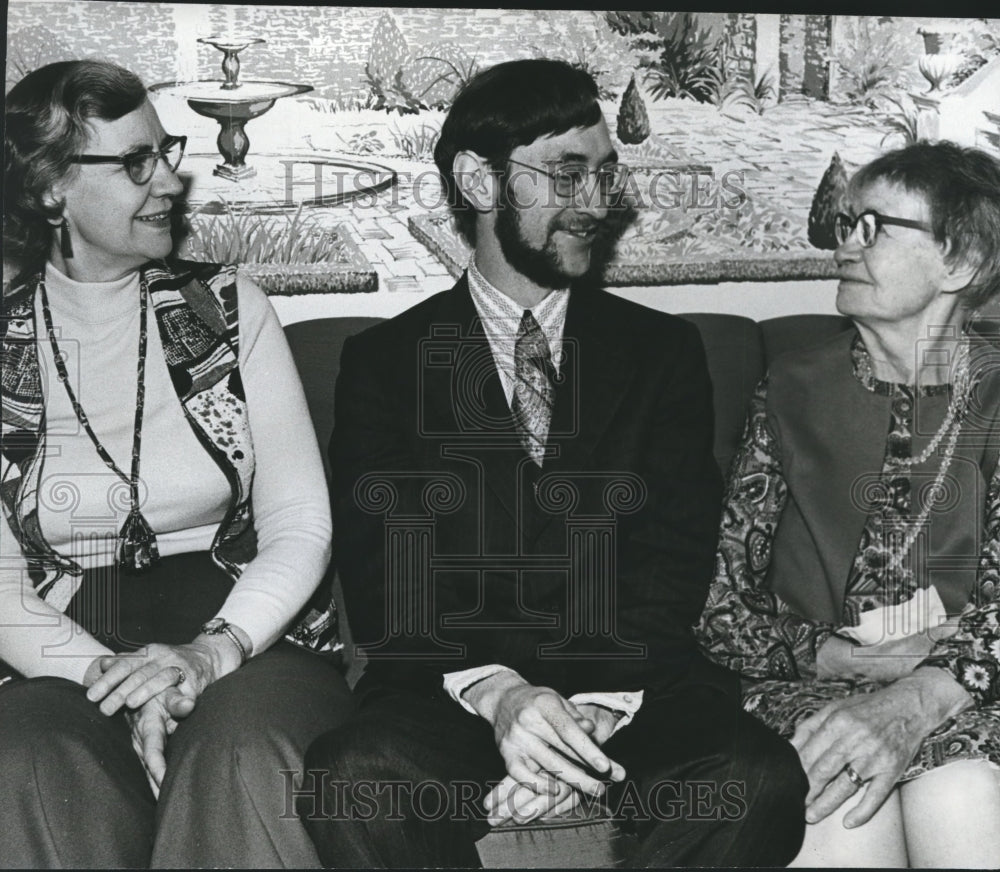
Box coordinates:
[512,310,554,466]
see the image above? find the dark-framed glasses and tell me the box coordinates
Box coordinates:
[70,134,187,185]
[506,158,630,198]
[834,210,933,248]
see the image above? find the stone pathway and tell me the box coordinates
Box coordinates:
[646,96,895,214]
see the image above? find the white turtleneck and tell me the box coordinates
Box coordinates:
[0,263,332,684]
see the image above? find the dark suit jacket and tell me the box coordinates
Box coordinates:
[331,276,723,700]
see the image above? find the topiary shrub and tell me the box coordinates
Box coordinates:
[808,152,850,250]
[364,13,478,114]
[617,75,650,144]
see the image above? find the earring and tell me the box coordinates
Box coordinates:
[60,218,73,259]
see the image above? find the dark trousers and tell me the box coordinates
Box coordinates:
[0,553,354,869]
[300,679,807,868]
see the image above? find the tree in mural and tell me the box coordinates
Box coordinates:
[808,152,849,250]
[830,18,914,107]
[365,12,479,115]
[6,25,72,90]
[605,11,723,103]
[528,10,635,100]
[617,75,650,144]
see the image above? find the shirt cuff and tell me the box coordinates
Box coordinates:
[443,665,521,715]
[569,690,644,735]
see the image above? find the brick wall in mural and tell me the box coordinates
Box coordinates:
[7,4,998,295]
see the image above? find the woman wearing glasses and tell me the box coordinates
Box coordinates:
[0,60,352,866]
[697,140,1000,867]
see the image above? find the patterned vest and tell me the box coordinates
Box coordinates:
[765,327,1000,623]
[0,259,339,655]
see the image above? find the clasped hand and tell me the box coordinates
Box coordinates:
[83,641,221,793]
[464,675,626,826]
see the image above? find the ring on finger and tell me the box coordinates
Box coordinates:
[843,763,865,789]
[172,666,187,686]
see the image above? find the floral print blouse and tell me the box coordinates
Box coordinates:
[697,334,1000,705]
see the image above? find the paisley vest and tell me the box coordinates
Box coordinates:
[0,259,339,655]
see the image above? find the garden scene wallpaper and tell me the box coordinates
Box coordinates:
[6,4,1000,321]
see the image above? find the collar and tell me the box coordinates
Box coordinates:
[850,331,951,398]
[467,260,569,389]
[41,262,141,325]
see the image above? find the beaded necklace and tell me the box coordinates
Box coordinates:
[882,336,975,571]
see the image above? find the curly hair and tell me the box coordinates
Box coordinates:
[850,141,1000,310]
[4,60,147,280]
[433,59,602,244]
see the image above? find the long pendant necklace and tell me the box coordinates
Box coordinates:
[38,271,160,571]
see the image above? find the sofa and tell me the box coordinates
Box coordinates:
[283,309,854,868]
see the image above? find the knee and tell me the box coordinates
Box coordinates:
[304,716,407,785]
[728,716,807,822]
[0,677,147,811]
[0,678,108,764]
[168,660,352,775]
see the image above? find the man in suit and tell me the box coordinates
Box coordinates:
[302,59,806,867]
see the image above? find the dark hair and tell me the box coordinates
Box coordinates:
[433,58,602,243]
[850,140,1000,309]
[4,60,148,277]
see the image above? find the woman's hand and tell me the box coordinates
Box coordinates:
[84,636,239,716]
[791,669,972,828]
[125,688,190,798]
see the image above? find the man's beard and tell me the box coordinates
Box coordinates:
[494,183,582,290]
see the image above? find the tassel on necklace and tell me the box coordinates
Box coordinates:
[118,507,160,571]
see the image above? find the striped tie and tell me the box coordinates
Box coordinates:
[512,310,554,466]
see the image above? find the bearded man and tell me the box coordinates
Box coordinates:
[301,59,807,868]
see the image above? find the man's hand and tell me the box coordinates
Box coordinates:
[816,632,937,682]
[791,668,972,828]
[483,703,623,826]
[572,703,622,745]
[463,672,625,800]
[484,774,581,827]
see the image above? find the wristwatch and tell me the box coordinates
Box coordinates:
[201,617,249,665]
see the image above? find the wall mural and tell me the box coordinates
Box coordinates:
[6,4,1000,298]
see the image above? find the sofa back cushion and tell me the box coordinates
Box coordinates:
[283,310,854,684]
[284,317,384,479]
[761,313,853,365]
[678,313,764,477]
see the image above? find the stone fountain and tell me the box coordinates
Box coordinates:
[151,36,312,181]
[148,36,395,295]
[150,35,396,211]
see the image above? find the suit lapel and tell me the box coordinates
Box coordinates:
[546,287,637,474]
[423,278,525,524]
[424,280,639,536]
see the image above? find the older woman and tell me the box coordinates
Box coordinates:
[697,141,1000,868]
[1,60,353,867]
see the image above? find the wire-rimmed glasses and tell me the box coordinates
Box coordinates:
[506,158,630,199]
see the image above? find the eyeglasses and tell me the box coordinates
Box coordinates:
[834,210,933,248]
[69,135,187,185]
[506,158,630,198]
